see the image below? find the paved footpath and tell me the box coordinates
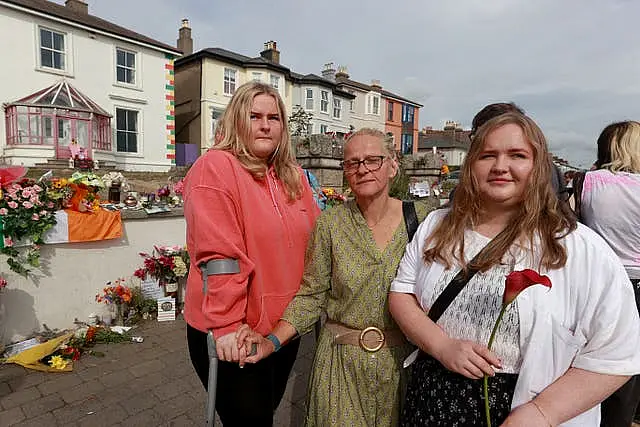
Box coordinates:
[0,316,315,426]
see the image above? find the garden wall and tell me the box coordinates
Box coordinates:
[0,212,186,345]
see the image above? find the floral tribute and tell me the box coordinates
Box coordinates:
[0,167,58,276]
[483,269,552,427]
[321,188,346,208]
[101,172,130,193]
[133,245,190,287]
[95,278,133,305]
[47,172,104,213]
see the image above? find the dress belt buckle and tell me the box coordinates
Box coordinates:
[359,326,385,352]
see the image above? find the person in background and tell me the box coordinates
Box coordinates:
[182,81,320,426]
[575,120,640,427]
[239,128,440,426]
[390,112,640,426]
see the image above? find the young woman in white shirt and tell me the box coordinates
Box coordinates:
[389,112,640,426]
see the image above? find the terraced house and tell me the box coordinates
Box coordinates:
[0,0,181,171]
[174,32,422,154]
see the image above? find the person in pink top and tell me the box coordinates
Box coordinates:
[183,81,320,426]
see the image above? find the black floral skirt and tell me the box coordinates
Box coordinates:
[401,354,518,427]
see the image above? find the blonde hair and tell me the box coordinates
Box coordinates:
[424,112,576,271]
[598,121,640,173]
[213,81,302,200]
[345,128,397,160]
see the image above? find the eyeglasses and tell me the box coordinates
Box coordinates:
[340,156,386,174]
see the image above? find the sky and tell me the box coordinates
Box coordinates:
[86,0,640,168]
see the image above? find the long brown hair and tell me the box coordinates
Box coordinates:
[424,112,577,271]
[213,81,302,200]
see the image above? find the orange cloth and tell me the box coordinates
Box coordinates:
[183,150,320,338]
[65,208,122,242]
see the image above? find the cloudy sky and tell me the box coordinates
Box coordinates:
[87,0,639,168]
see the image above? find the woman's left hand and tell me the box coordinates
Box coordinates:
[500,402,554,427]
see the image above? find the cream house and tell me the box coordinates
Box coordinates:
[0,0,181,171]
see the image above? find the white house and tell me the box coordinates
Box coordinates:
[0,0,182,171]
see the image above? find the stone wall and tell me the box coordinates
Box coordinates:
[294,135,344,190]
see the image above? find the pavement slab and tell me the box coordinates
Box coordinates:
[0,316,315,426]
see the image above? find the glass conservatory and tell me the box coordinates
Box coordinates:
[4,80,112,159]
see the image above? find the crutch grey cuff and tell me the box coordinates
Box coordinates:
[200,258,240,293]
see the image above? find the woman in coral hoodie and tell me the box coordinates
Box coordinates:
[183,81,320,426]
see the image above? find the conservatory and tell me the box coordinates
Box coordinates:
[4,80,112,159]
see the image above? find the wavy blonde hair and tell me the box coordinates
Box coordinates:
[213,81,302,200]
[596,121,640,173]
[424,112,577,271]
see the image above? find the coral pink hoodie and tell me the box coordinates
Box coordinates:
[183,150,319,338]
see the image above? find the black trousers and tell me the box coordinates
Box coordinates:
[186,324,299,427]
[600,278,640,427]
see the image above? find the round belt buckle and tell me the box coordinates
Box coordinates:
[359,326,385,352]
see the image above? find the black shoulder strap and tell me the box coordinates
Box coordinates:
[427,228,507,323]
[572,171,586,223]
[402,201,419,242]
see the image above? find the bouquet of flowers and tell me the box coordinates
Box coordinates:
[95,278,133,305]
[0,176,58,276]
[101,172,130,192]
[321,188,346,208]
[133,245,190,286]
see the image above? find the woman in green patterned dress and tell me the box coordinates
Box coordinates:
[238,128,439,426]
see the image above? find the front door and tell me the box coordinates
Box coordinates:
[54,117,92,160]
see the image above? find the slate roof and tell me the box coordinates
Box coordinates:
[2,0,181,53]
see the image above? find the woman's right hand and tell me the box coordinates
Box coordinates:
[432,336,502,379]
[235,324,276,364]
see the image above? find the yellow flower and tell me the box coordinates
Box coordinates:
[49,355,69,370]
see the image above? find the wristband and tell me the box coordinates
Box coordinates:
[266,334,281,352]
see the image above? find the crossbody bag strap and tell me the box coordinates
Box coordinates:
[402,200,419,242]
[427,228,508,323]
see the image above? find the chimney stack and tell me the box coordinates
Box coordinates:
[370,79,382,91]
[335,65,350,81]
[177,18,193,55]
[65,0,88,14]
[321,62,336,81]
[260,41,280,64]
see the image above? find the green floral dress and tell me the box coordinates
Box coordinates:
[282,199,438,427]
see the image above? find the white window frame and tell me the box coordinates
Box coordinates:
[320,90,329,113]
[114,107,141,155]
[333,98,342,119]
[367,94,381,115]
[252,72,262,82]
[350,100,355,112]
[37,26,71,75]
[270,75,280,90]
[115,47,137,86]
[320,124,328,134]
[224,68,238,96]
[304,88,314,110]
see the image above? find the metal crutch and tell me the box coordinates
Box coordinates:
[200,258,241,426]
[206,330,218,426]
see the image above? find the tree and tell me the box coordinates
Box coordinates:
[288,106,313,136]
[389,152,412,200]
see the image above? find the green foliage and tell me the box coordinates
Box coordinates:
[389,155,412,200]
[128,286,158,323]
[288,106,313,136]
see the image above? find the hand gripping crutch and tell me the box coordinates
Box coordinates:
[201,259,241,426]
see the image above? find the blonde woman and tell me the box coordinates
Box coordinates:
[239,128,439,426]
[183,81,320,426]
[390,113,640,426]
[577,121,640,427]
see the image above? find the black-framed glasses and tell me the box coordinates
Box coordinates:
[340,156,386,174]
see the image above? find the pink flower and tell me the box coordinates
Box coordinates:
[0,208,7,215]
[9,193,17,200]
[0,277,7,290]
[21,189,31,198]
[30,196,39,204]
[7,201,18,209]
[31,213,39,221]
[40,210,48,216]
[47,202,55,209]
[3,236,13,247]
[503,269,552,305]
[33,185,42,193]
[22,201,33,209]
